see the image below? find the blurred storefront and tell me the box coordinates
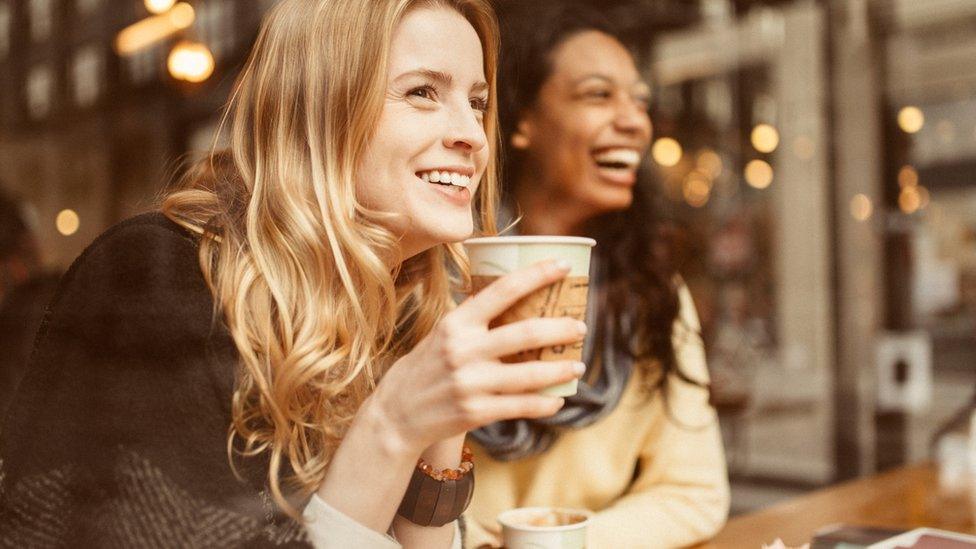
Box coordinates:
[638,0,976,512]
[0,0,974,516]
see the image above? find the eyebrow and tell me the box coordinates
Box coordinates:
[573,74,651,91]
[394,68,489,94]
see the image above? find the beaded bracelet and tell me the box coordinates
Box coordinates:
[418,446,474,481]
[396,446,475,527]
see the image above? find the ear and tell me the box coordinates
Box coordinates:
[510,118,533,150]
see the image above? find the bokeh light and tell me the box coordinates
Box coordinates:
[683,173,711,208]
[897,106,924,134]
[751,124,780,153]
[167,41,215,83]
[144,0,176,14]
[652,137,683,167]
[744,159,774,189]
[56,209,80,236]
[850,194,873,222]
[899,186,921,214]
[898,166,918,188]
[696,149,723,178]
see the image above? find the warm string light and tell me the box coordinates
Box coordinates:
[56,209,80,236]
[751,124,779,153]
[115,2,195,55]
[897,106,924,134]
[895,164,929,214]
[682,171,711,208]
[899,186,921,214]
[898,166,918,188]
[144,0,176,14]
[168,41,215,83]
[850,194,873,222]
[744,159,773,189]
[652,138,682,167]
[696,149,723,178]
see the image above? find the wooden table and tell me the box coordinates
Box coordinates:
[699,463,975,548]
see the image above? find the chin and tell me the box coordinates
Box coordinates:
[427,222,475,246]
[590,190,634,215]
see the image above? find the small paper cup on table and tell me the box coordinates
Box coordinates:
[497,507,593,549]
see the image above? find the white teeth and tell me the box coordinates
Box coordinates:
[418,170,472,188]
[593,148,641,169]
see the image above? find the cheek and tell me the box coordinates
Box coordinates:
[363,122,417,197]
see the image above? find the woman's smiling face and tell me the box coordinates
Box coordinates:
[515,30,652,217]
[357,5,490,260]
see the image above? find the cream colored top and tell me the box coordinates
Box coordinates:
[303,494,463,548]
[464,286,730,549]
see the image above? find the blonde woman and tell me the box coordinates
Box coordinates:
[0,0,586,547]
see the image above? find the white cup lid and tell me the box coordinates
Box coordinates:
[464,236,596,247]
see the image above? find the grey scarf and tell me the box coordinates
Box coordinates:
[470,255,633,461]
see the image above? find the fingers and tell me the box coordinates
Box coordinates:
[472,316,587,359]
[461,394,566,426]
[461,360,585,395]
[456,259,570,324]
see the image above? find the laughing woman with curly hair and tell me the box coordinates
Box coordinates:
[464,3,730,548]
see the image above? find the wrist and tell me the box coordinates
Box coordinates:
[359,393,423,461]
[420,434,466,469]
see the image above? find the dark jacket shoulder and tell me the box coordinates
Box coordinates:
[38,211,217,357]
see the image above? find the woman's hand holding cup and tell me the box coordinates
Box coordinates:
[371,259,587,455]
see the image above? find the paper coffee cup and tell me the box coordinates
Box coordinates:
[462,236,596,397]
[497,507,593,549]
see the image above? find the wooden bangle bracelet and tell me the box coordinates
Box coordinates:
[396,447,475,527]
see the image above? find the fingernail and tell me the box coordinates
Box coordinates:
[554,259,571,272]
[573,362,586,376]
[576,321,588,335]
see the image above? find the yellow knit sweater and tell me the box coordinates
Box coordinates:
[464,286,730,549]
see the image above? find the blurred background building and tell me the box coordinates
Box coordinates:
[0,0,974,516]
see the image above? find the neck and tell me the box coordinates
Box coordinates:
[513,178,591,237]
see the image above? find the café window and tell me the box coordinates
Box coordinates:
[75,0,102,17]
[72,44,102,107]
[29,0,53,42]
[126,45,160,85]
[197,0,235,59]
[0,2,10,59]
[27,64,54,119]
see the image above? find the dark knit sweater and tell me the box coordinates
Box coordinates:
[0,213,310,547]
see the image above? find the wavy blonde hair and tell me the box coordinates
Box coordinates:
[161,0,499,515]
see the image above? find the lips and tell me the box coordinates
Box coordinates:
[417,169,472,188]
[592,147,642,185]
[592,148,641,169]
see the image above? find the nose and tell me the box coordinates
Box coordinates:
[442,104,488,153]
[613,97,651,140]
